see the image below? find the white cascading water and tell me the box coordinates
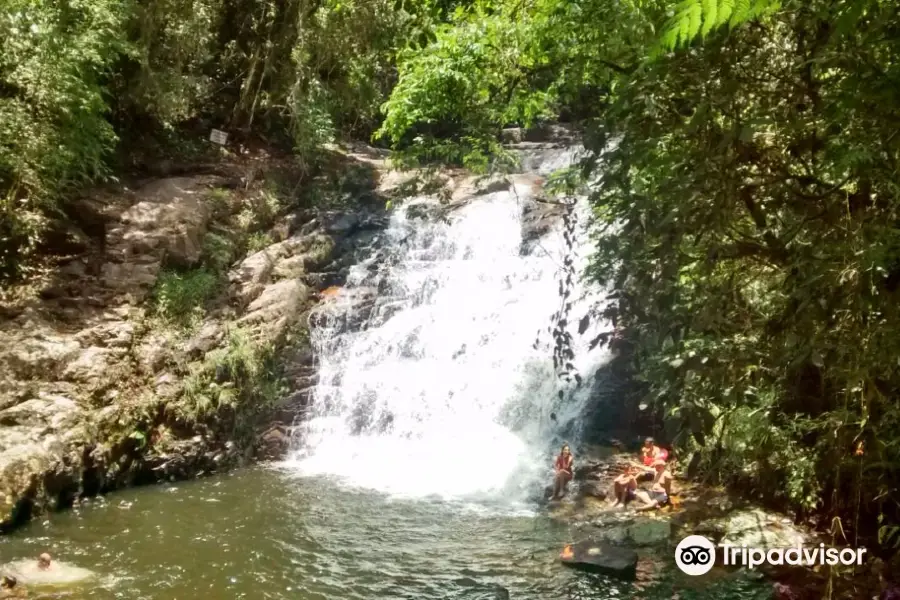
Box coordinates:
[284,147,613,505]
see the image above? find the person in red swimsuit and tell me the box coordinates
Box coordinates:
[551,444,574,500]
[641,437,668,466]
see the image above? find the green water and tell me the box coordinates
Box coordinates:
[0,468,770,599]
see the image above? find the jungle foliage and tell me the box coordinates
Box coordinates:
[378,0,900,552]
[0,0,462,281]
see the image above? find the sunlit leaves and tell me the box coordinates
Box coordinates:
[655,0,780,53]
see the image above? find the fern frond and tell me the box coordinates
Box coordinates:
[718,0,735,24]
[729,0,751,29]
[700,0,718,38]
[686,2,703,43]
[654,0,779,53]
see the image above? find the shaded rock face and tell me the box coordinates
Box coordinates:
[0,153,391,530]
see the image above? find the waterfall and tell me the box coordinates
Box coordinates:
[284,146,613,505]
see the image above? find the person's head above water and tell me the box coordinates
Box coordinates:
[38,552,52,570]
[560,444,571,455]
[643,437,655,448]
[1,575,15,589]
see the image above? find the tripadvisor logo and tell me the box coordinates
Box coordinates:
[675,535,716,576]
[675,535,867,576]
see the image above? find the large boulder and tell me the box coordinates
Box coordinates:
[238,280,310,343]
[112,178,212,267]
[102,177,217,301]
[696,508,813,548]
[255,424,291,460]
[3,334,82,381]
[0,393,86,525]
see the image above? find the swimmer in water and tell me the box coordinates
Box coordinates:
[0,574,25,598]
[37,554,51,571]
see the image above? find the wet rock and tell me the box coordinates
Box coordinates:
[320,212,359,235]
[405,202,445,222]
[520,197,566,255]
[473,175,511,196]
[580,480,608,500]
[559,540,638,579]
[256,424,290,460]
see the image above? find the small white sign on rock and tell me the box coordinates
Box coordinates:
[209,128,228,145]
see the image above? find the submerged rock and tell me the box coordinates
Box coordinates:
[559,540,638,579]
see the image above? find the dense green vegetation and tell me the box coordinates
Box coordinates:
[376,0,900,558]
[0,0,461,281]
[2,0,899,565]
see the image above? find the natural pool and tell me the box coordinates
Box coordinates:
[0,467,771,600]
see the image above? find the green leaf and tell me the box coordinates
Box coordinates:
[700,0,719,38]
[729,0,751,29]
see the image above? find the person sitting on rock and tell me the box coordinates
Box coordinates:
[551,444,574,500]
[633,459,674,511]
[612,465,638,506]
[640,437,668,467]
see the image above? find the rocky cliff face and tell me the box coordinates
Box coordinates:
[0,147,391,530]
